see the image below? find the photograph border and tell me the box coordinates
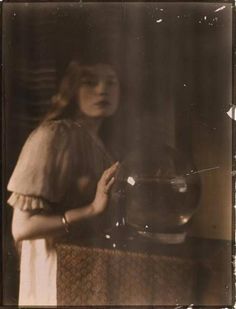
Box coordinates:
[1,0,235,307]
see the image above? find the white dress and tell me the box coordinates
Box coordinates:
[7,119,113,306]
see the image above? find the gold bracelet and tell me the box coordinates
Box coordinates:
[61,214,70,233]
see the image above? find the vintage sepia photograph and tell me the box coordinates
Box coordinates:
[2,1,234,306]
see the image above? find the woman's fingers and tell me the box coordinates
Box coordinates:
[105,176,115,193]
[102,162,119,183]
[106,161,119,173]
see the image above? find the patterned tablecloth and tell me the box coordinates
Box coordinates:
[56,237,232,306]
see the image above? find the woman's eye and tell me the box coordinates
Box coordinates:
[106,79,117,86]
[81,79,97,86]
[81,78,118,87]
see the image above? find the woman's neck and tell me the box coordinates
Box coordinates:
[77,117,103,137]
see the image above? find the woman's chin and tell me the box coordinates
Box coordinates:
[89,110,115,118]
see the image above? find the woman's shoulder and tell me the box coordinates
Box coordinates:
[38,119,77,134]
[30,119,81,143]
[7,119,79,200]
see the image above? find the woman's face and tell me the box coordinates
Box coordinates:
[77,64,120,118]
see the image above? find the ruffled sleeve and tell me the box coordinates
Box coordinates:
[7,193,51,211]
[7,121,72,211]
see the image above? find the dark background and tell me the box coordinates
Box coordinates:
[2,2,233,305]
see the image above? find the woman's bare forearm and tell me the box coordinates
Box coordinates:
[12,204,94,242]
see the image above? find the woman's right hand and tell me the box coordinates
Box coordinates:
[11,162,120,242]
[91,161,119,215]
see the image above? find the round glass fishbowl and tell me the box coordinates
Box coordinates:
[111,144,201,244]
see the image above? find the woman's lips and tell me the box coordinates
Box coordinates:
[94,100,110,107]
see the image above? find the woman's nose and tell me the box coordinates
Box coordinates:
[95,80,108,95]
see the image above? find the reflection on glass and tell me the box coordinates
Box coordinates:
[111,144,201,244]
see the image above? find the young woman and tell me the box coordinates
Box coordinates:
[7,61,120,306]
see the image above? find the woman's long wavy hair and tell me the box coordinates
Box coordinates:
[44,61,90,121]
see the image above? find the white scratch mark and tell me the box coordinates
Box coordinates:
[145,225,149,229]
[156,19,163,23]
[183,83,187,87]
[198,21,202,24]
[116,221,119,227]
[127,176,135,186]
[191,166,220,175]
[227,106,236,120]
[204,16,207,20]
[105,234,111,239]
[160,8,164,11]
[214,5,226,12]
[186,305,194,309]
[179,185,187,193]
[180,216,188,224]
[112,243,116,248]
[13,12,17,16]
